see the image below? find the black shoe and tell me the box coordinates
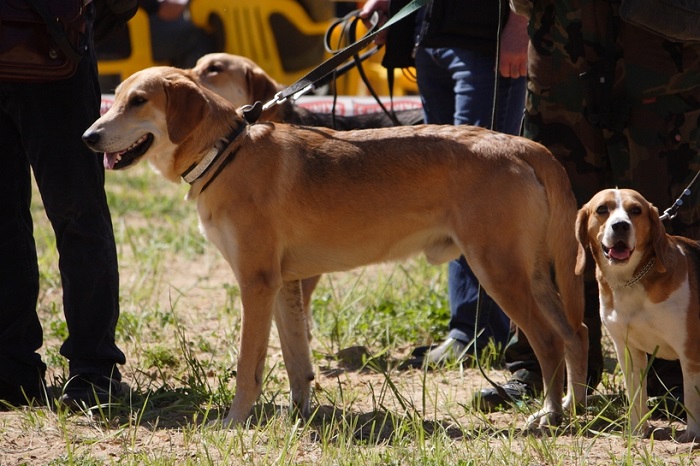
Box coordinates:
[0,377,46,410]
[472,368,541,412]
[58,374,126,412]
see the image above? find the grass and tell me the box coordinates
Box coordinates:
[2,162,697,465]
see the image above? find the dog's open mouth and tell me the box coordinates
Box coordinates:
[103,134,154,170]
[603,241,633,262]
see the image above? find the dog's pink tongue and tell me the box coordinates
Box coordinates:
[610,247,631,261]
[103,152,120,170]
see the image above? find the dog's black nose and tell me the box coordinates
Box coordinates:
[82,130,100,147]
[611,221,630,232]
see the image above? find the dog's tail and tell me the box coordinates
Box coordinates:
[521,142,585,330]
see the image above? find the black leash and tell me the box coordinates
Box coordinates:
[323,9,402,126]
[660,169,700,221]
[262,0,429,113]
[473,0,513,406]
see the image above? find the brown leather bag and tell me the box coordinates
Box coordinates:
[0,0,87,82]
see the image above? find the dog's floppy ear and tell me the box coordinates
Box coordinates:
[574,204,589,275]
[649,203,669,273]
[164,78,211,144]
[246,64,281,103]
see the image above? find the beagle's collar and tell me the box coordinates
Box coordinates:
[181,122,247,185]
[624,257,656,287]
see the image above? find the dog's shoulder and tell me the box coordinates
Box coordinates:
[673,235,700,274]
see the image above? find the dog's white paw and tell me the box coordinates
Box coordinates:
[526,408,562,430]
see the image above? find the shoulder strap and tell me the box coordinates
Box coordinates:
[26,0,85,62]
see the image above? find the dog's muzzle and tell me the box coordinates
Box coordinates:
[603,220,633,262]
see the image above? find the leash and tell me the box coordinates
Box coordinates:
[261,0,429,113]
[322,9,382,84]
[659,169,700,221]
[323,9,402,126]
[473,0,514,406]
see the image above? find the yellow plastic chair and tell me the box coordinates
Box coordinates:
[189,0,332,86]
[97,8,163,83]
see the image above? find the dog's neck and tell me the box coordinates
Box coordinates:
[182,120,247,199]
[623,257,656,287]
[599,251,658,289]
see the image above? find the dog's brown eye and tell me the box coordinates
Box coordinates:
[206,64,223,74]
[630,206,642,216]
[130,95,146,107]
[596,205,609,215]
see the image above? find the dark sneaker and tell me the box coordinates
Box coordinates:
[57,374,126,412]
[472,368,542,412]
[0,377,47,410]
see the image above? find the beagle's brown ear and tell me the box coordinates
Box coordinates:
[649,204,668,274]
[246,64,281,103]
[574,205,589,275]
[164,79,210,144]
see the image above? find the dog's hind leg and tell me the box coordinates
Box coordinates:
[517,311,567,428]
[275,280,315,418]
[475,262,567,428]
[528,269,588,415]
[524,271,588,427]
[561,323,588,413]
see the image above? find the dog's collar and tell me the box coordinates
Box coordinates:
[182,147,218,184]
[181,123,247,185]
[624,257,656,287]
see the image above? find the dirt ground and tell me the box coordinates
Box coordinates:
[1,251,699,465]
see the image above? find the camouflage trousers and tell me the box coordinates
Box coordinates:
[507,0,700,386]
[521,0,700,239]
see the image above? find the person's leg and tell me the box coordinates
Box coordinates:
[0,97,47,407]
[415,46,456,125]
[623,20,700,416]
[6,27,126,406]
[415,47,520,365]
[474,85,608,409]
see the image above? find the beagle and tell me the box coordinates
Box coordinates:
[576,188,700,442]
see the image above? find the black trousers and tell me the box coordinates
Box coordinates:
[0,25,125,385]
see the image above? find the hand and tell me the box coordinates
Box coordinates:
[359,0,391,45]
[157,0,188,21]
[498,13,528,79]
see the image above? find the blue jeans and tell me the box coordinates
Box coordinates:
[0,14,125,385]
[415,46,526,349]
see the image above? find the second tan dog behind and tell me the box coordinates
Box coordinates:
[192,52,424,129]
[83,66,588,429]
